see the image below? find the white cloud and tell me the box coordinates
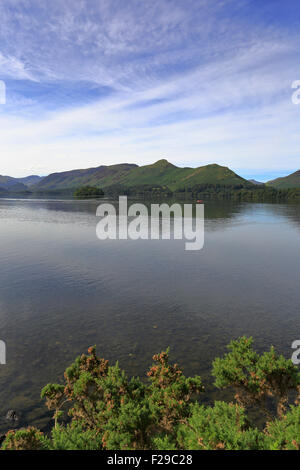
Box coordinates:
[0,53,36,81]
[0,0,299,178]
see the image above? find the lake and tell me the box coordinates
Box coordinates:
[0,197,299,432]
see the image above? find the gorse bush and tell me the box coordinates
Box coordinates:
[2,337,300,450]
[212,337,300,420]
[177,401,264,450]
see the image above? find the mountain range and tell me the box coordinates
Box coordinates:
[0,161,299,193]
[30,159,252,193]
[0,175,44,193]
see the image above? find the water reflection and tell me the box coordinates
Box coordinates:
[0,198,299,432]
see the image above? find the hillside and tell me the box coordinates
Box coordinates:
[118,160,248,191]
[0,176,28,192]
[0,175,44,192]
[248,179,264,186]
[117,159,192,190]
[17,175,44,187]
[267,170,300,189]
[173,163,247,190]
[32,163,138,191]
[31,160,251,193]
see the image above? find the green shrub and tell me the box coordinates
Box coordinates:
[1,338,300,450]
[178,401,264,450]
[212,336,300,420]
[1,427,51,450]
[264,406,300,450]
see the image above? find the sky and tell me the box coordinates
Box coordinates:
[0,0,299,181]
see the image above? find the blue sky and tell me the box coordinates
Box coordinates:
[0,0,299,180]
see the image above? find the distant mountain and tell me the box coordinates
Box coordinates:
[17,175,44,187]
[248,179,264,185]
[0,174,44,193]
[0,175,19,188]
[31,159,251,193]
[267,170,300,189]
[0,175,28,192]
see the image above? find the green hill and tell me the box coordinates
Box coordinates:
[172,163,247,190]
[118,159,192,190]
[17,175,44,187]
[119,160,248,191]
[267,170,300,189]
[0,175,43,192]
[31,159,250,193]
[32,163,138,191]
[0,175,28,192]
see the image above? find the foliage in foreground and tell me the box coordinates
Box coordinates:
[2,337,300,450]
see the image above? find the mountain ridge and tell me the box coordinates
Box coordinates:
[30,160,251,193]
[0,174,44,192]
[2,163,300,194]
[267,170,300,189]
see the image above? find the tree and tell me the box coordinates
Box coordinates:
[74,186,104,198]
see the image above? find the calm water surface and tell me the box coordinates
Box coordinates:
[0,198,299,431]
